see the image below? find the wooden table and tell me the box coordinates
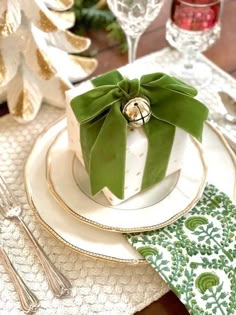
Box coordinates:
[0,0,235,314]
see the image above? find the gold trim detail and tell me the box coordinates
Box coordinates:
[39,11,57,33]
[0,51,6,82]
[65,31,89,50]
[36,49,55,80]
[24,117,145,265]
[50,11,75,27]
[57,0,73,8]
[46,129,208,233]
[46,0,73,10]
[70,55,98,74]
[11,90,34,120]
[0,10,14,37]
[59,80,71,96]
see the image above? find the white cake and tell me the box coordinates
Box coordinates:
[66,79,188,206]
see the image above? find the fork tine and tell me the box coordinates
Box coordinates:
[0,176,8,206]
[0,175,15,202]
[0,175,17,209]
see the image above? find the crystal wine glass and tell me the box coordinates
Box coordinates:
[107,0,166,63]
[166,0,223,87]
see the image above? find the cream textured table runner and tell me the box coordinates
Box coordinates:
[0,47,236,314]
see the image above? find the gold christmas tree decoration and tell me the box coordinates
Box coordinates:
[0,0,97,122]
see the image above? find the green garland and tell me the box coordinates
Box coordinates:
[71,0,127,54]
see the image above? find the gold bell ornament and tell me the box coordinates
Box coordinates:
[122,97,152,127]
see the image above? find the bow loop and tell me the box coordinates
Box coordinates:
[141,72,197,97]
[71,85,117,124]
[116,78,141,101]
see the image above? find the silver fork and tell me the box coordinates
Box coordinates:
[0,232,39,313]
[0,174,71,298]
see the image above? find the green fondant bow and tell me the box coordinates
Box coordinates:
[71,70,208,199]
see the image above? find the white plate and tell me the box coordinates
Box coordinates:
[24,118,236,264]
[46,126,207,232]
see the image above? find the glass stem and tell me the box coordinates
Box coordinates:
[127,35,141,63]
[183,53,195,70]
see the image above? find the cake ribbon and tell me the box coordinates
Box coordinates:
[71,70,208,199]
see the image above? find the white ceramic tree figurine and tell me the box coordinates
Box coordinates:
[0,0,97,123]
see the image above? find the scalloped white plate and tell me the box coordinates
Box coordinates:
[24,118,236,263]
[46,127,207,232]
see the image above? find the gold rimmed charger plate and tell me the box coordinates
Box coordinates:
[46,127,207,233]
[24,118,236,264]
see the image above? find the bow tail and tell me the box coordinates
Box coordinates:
[89,101,127,199]
[80,116,107,173]
[142,118,176,190]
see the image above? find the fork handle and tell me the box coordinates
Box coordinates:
[0,247,39,314]
[17,216,71,297]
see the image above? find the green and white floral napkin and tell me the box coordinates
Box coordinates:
[125,184,236,315]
